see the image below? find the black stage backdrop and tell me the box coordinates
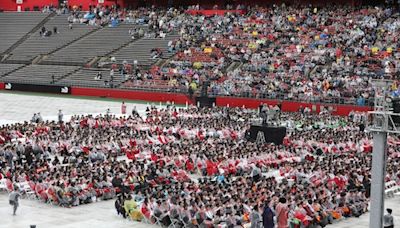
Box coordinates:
[249,125,286,145]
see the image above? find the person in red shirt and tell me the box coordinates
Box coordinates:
[121,101,127,115]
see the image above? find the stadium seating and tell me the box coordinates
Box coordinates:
[57,68,124,87]
[2,64,80,84]
[0,12,49,54]
[109,33,180,66]
[41,24,137,65]
[0,63,25,77]
[7,14,97,63]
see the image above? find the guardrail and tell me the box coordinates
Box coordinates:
[209,92,375,107]
[0,78,374,106]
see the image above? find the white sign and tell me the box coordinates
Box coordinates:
[16,0,23,4]
[61,87,69,94]
[98,0,104,3]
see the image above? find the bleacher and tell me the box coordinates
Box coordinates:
[0,12,48,54]
[1,64,80,84]
[0,63,25,77]
[57,68,124,87]
[41,24,137,66]
[109,33,180,66]
[0,13,181,90]
[7,14,97,63]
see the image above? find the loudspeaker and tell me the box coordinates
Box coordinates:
[195,96,216,108]
[248,125,286,145]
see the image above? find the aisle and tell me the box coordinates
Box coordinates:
[0,91,168,125]
[0,194,157,228]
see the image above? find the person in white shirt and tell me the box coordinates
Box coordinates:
[9,187,21,216]
[384,208,394,228]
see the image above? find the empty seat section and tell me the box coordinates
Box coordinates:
[57,68,124,87]
[110,33,180,66]
[43,24,136,65]
[0,12,48,54]
[0,63,25,77]
[2,65,79,84]
[9,15,96,62]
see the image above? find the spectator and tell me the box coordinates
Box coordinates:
[262,200,274,228]
[121,101,127,115]
[9,187,21,216]
[58,109,63,123]
[276,198,289,228]
[384,208,394,228]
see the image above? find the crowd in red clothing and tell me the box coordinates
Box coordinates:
[1,105,399,227]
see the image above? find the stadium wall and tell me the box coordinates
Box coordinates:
[0,84,371,115]
[127,0,362,7]
[216,96,372,116]
[71,87,371,116]
[71,87,193,105]
[0,0,57,11]
[0,0,122,11]
[67,0,125,10]
[0,0,378,11]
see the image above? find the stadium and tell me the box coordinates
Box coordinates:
[0,0,399,228]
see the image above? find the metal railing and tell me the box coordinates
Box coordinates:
[209,91,375,107]
[0,77,376,106]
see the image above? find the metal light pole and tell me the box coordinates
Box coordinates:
[367,79,400,228]
[369,132,387,228]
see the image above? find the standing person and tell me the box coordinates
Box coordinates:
[384,208,394,228]
[121,101,127,115]
[262,200,275,228]
[37,113,43,123]
[251,164,261,183]
[9,187,21,216]
[250,204,262,228]
[132,106,139,117]
[276,197,289,228]
[58,109,63,123]
[31,113,37,123]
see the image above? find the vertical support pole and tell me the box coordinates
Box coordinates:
[369,132,388,228]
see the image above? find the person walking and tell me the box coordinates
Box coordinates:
[384,208,394,228]
[121,101,127,115]
[9,187,21,216]
[250,204,262,228]
[58,109,63,123]
[262,200,275,228]
[276,197,289,228]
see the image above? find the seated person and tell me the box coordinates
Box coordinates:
[124,195,142,221]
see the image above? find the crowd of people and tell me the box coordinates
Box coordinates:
[25,3,400,105]
[34,4,400,106]
[117,5,400,106]
[1,104,399,227]
[2,2,400,227]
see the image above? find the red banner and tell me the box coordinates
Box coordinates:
[71,87,193,105]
